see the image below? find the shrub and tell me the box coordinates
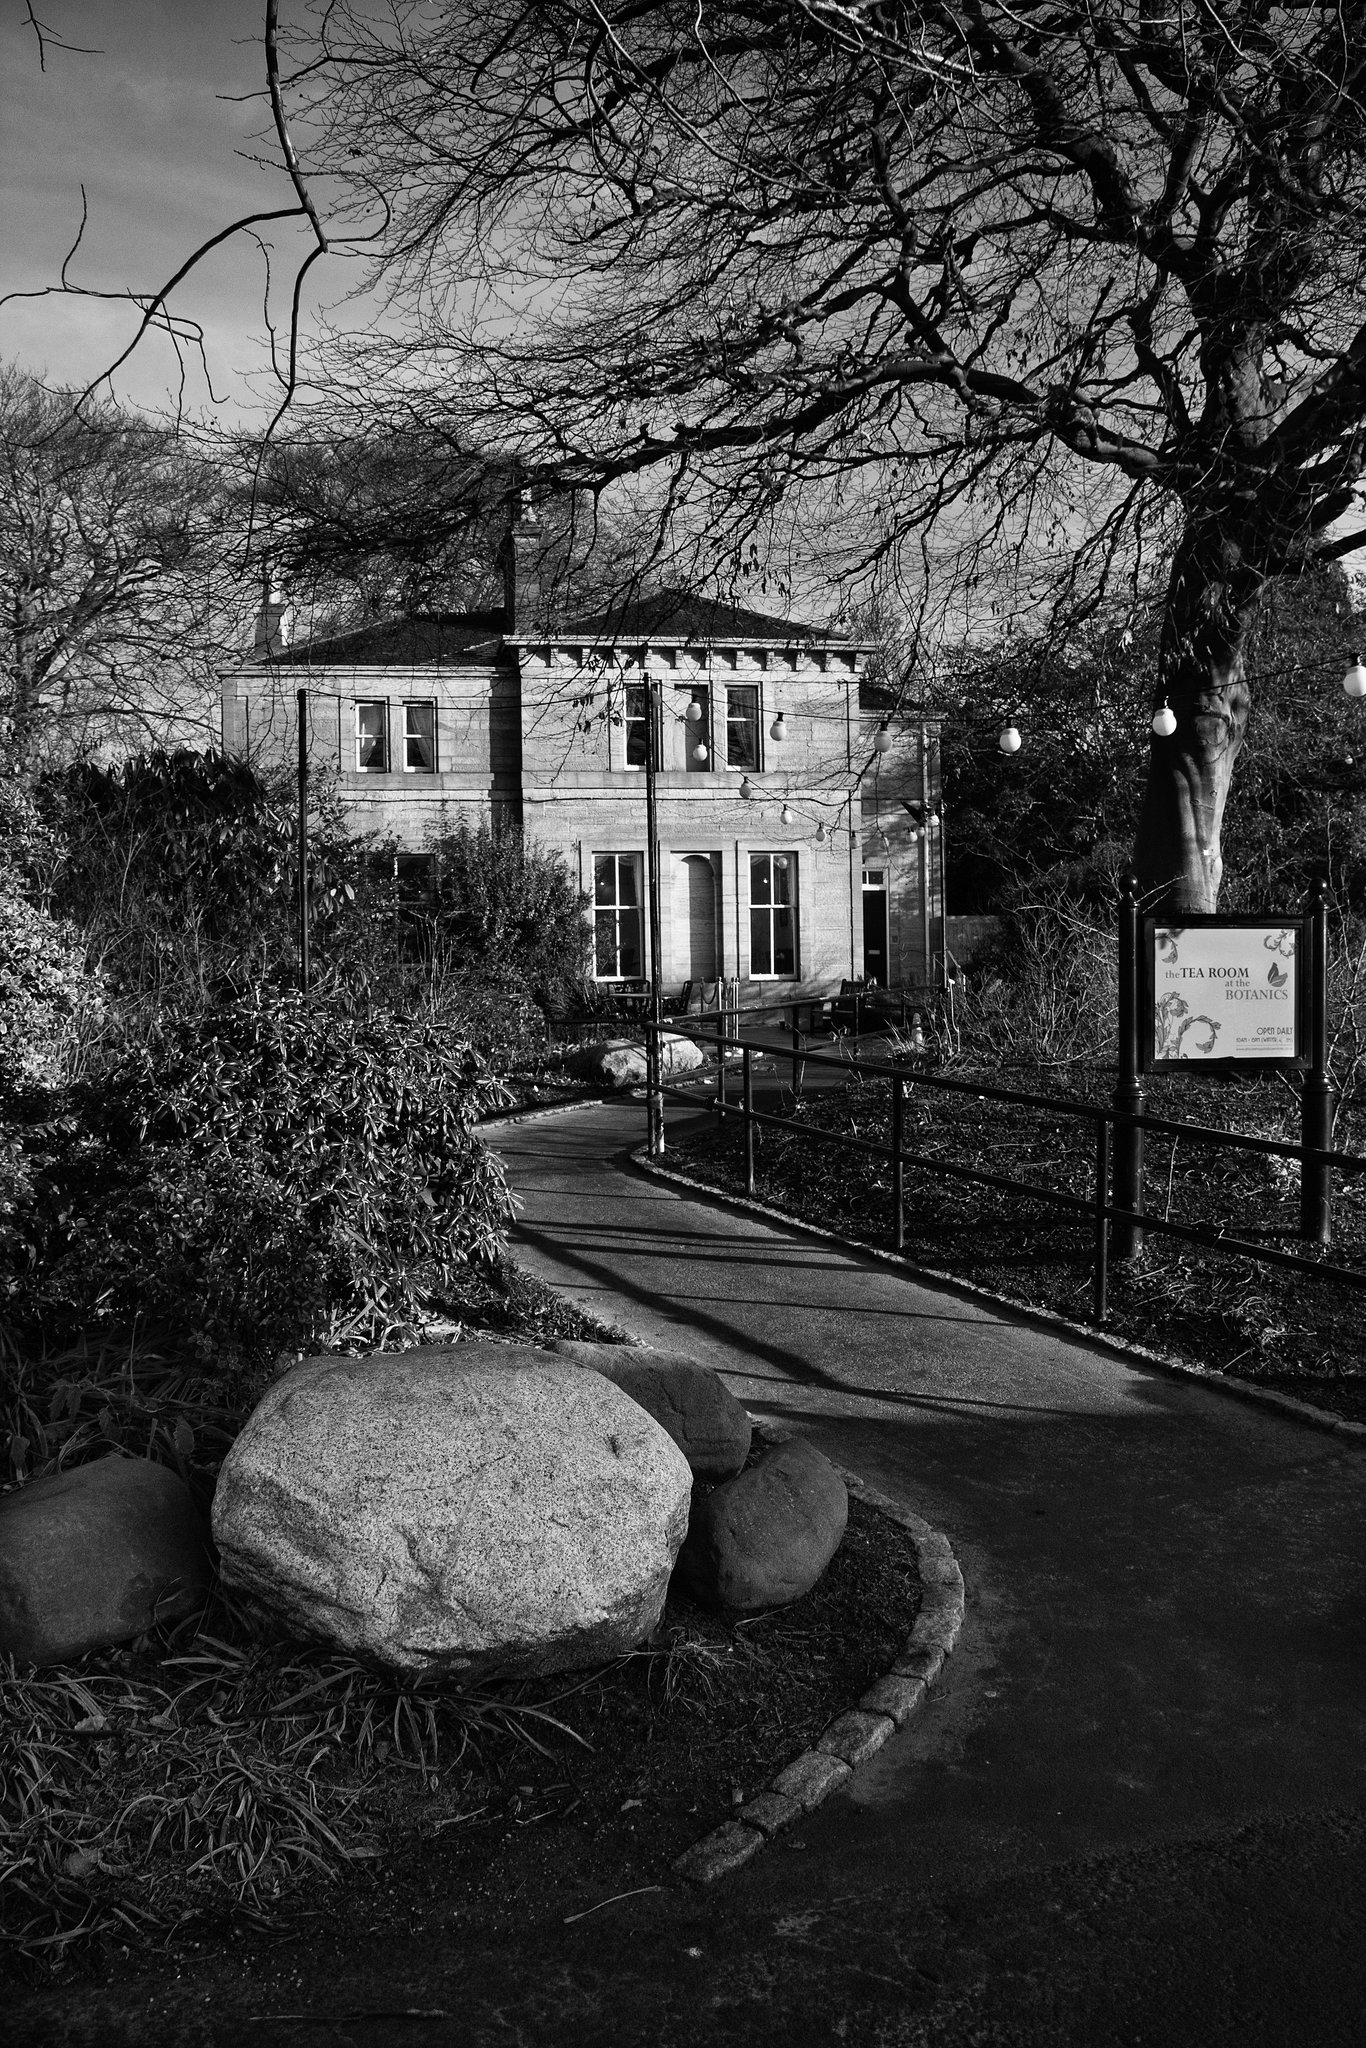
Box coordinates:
[27,983,511,1367]
[429,821,590,1019]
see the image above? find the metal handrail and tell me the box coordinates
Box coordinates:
[646,1017,1366,1323]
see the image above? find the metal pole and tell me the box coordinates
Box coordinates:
[790,1014,802,1099]
[716,1011,726,1126]
[1111,870,1144,1257]
[1093,1118,1112,1322]
[1300,873,1333,1245]
[743,1046,755,1195]
[920,721,932,992]
[892,1072,905,1252]
[296,687,310,993]
[644,675,664,1158]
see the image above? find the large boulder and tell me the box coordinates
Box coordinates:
[674,1435,848,1614]
[550,1339,751,1480]
[569,1034,705,1091]
[211,1344,693,1678]
[0,1456,212,1668]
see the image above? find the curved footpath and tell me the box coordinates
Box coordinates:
[15,1092,1366,2048]
[484,1096,1366,2047]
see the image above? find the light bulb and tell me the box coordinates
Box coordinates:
[1343,658,1366,699]
[739,776,755,800]
[998,724,1022,755]
[769,712,786,741]
[1151,702,1177,737]
[816,822,827,843]
[780,804,794,825]
[691,740,709,762]
[686,699,703,722]
[872,719,892,754]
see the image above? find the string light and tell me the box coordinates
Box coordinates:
[691,740,709,762]
[815,821,827,842]
[769,711,787,740]
[685,698,704,722]
[779,804,794,825]
[739,776,756,800]
[1151,700,1177,737]
[1343,657,1366,699]
[872,719,892,754]
[997,723,1022,755]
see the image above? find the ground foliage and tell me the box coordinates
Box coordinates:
[0,1487,917,1975]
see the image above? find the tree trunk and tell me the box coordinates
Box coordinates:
[1133,528,1262,913]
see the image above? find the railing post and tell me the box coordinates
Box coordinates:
[891,1072,905,1253]
[296,687,311,993]
[791,1013,803,1099]
[743,1046,755,1195]
[1093,1118,1111,1322]
[715,1013,726,1126]
[1111,870,1145,1258]
[1301,873,1333,1245]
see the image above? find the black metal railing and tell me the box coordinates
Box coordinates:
[645,1017,1366,1325]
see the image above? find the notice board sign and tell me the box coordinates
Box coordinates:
[1143,917,1308,1071]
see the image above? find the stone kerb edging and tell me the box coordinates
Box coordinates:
[632,1146,1366,1447]
[671,1441,965,1886]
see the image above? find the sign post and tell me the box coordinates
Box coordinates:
[1134,884,1330,1246]
[1301,877,1332,1245]
[1112,872,1145,1258]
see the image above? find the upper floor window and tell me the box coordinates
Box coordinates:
[727,685,760,771]
[685,684,711,772]
[356,701,388,772]
[750,852,798,977]
[624,682,651,769]
[404,700,436,773]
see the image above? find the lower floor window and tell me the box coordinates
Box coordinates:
[750,852,797,976]
[594,853,643,979]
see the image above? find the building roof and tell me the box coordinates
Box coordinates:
[265,589,852,667]
[270,610,508,667]
[548,588,845,647]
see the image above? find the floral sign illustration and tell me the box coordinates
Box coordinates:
[1150,924,1300,1064]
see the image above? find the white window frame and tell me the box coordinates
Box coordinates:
[592,852,645,981]
[749,851,799,979]
[403,699,437,773]
[726,683,762,772]
[623,680,651,771]
[355,699,388,773]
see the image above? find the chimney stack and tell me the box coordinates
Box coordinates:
[502,497,542,634]
[254,574,293,656]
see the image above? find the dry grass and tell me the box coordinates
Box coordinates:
[0,1592,592,1968]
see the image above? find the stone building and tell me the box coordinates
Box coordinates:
[222,527,943,1004]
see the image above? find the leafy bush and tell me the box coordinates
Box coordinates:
[25,983,510,1368]
[429,821,590,1019]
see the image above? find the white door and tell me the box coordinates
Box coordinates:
[674,854,719,979]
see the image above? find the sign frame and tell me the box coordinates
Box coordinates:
[1141,913,1311,1073]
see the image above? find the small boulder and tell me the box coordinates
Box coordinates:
[551,1339,752,1479]
[0,1456,212,1668]
[211,1344,692,1678]
[569,1034,705,1091]
[674,1435,848,1614]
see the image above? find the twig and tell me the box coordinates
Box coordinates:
[563,1883,664,1923]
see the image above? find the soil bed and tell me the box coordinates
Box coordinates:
[670,1059,1366,1425]
[2,1479,918,1986]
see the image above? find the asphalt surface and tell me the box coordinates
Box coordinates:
[12,1089,1366,2047]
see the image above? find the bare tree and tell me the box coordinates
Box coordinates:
[241,0,1365,912]
[0,365,249,769]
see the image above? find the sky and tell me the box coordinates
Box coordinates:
[1,0,345,424]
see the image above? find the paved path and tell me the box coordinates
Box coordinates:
[483,1096,1366,2046]
[17,1094,1365,2048]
